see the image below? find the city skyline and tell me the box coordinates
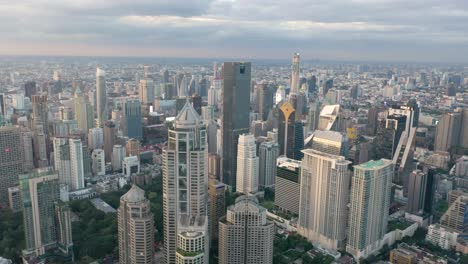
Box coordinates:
[0,1,468,62]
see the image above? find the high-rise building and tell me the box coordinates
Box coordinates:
[258,82,273,121]
[236,134,259,194]
[104,121,116,162]
[290,52,300,94]
[32,125,49,168]
[74,88,94,133]
[69,139,85,190]
[346,159,393,260]
[278,101,304,160]
[406,169,428,215]
[440,192,468,233]
[163,100,208,263]
[275,157,301,215]
[96,68,107,127]
[298,149,351,251]
[31,95,48,133]
[221,62,251,188]
[53,138,85,191]
[24,81,37,99]
[258,140,279,187]
[0,126,23,205]
[88,127,104,150]
[208,178,225,243]
[20,168,73,259]
[124,99,143,140]
[118,185,154,264]
[20,127,35,172]
[305,130,348,157]
[126,138,141,159]
[208,153,221,179]
[435,112,462,152]
[91,149,106,176]
[112,145,126,171]
[218,195,274,264]
[139,79,155,105]
[306,102,321,134]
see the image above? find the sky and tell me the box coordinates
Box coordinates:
[0,0,468,62]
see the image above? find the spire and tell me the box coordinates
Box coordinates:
[174,98,203,129]
[121,184,146,203]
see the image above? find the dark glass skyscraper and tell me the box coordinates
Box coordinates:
[124,99,142,140]
[221,62,251,188]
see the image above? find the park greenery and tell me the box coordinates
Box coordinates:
[0,209,24,263]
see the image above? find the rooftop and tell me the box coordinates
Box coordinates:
[355,159,392,170]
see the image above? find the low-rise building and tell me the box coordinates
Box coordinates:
[426,224,459,250]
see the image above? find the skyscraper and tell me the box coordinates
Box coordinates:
[53,138,85,191]
[208,178,225,243]
[406,169,428,215]
[31,95,48,133]
[20,168,73,259]
[74,88,94,133]
[124,99,143,140]
[290,52,300,94]
[0,126,23,205]
[139,79,155,105]
[118,185,154,264]
[305,130,348,157]
[278,101,304,160]
[236,134,259,194]
[69,139,85,190]
[258,82,273,121]
[258,140,279,187]
[126,138,141,159]
[221,62,251,188]
[346,159,393,260]
[218,195,274,264]
[112,145,126,171]
[298,149,351,251]
[104,121,116,162]
[163,100,208,263]
[88,127,104,150]
[435,112,462,152]
[96,68,107,128]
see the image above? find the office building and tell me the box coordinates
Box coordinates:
[0,126,23,205]
[236,134,259,194]
[53,138,85,191]
[74,88,94,133]
[162,100,208,263]
[406,169,428,215]
[208,178,225,242]
[124,99,143,140]
[31,95,48,134]
[306,102,321,134]
[96,68,107,127]
[258,82,273,121]
[317,104,340,131]
[221,62,251,188]
[69,139,85,190]
[278,101,303,160]
[346,159,393,260]
[176,215,208,264]
[91,149,106,176]
[8,186,22,212]
[139,79,155,105]
[24,81,37,99]
[440,192,468,233]
[126,138,141,159]
[258,140,279,187]
[118,185,154,264]
[435,111,462,152]
[112,145,126,171]
[275,157,301,215]
[20,127,35,171]
[305,130,348,157]
[298,149,351,251]
[20,168,73,259]
[104,121,116,162]
[218,195,274,264]
[88,127,104,150]
[208,153,221,179]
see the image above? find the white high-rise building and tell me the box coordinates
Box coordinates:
[163,100,208,264]
[96,68,107,128]
[346,159,393,260]
[298,149,351,251]
[236,134,259,194]
[218,195,274,264]
[139,79,155,105]
[92,149,106,176]
[112,145,126,171]
[290,52,300,94]
[53,138,72,188]
[88,128,104,150]
[259,140,279,187]
[69,139,85,190]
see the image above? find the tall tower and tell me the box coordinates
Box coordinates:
[139,79,155,105]
[406,169,428,215]
[218,195,274,264]
[96,68,107,128]
[346,159,393,260]
[118,185,154,264]
[258,82,273,121]
[290,52,300,94]
[298,149,351,251]
[208,178,225,243]
[278,101,304,160]
[124,99,143,140]
[126,138,141,159]
[20,168,73,259]
[163,100,208,263]
[31,95,48,133]
[53,138,85,191]
[74,88,94,132]
[258,140,279,187]
[236,134,259,194]
[435,112,462,152]
[69,139,85,190]
[0,126,23,205]
[221,62,251,188]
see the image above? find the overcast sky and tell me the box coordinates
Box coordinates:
[0,0,467,62]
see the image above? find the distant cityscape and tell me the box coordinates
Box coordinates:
[0,52,467,264]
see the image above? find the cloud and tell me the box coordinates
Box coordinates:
[0,0,467,62]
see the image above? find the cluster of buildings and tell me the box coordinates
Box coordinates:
[0,52,467,264]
